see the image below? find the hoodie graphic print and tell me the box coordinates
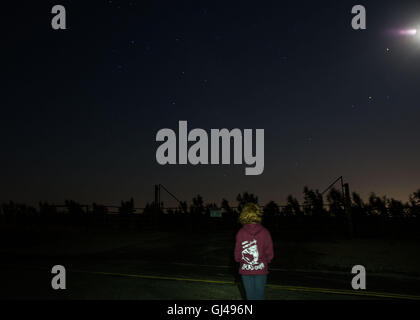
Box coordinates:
[234,223,274,275]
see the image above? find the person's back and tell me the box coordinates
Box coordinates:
[234,203,274,300]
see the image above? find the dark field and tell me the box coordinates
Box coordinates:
[1,223,420,300]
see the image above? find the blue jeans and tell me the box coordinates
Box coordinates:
[241,274,267,300]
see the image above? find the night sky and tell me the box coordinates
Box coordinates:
[2,0,420,207]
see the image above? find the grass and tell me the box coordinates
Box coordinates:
[2,225,420,275]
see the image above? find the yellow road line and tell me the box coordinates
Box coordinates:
[69,268,420,300]
[266,284,420,300]
[72,269,236,285]
[2,263,419,300]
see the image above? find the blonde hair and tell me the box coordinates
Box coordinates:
[239,203,262,225]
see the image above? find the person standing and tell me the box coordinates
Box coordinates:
[234,203,274,300]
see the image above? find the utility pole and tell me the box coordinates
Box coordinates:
[322,176,354,238]
[154,184,183,213]
[344,183,353,238]
[154,184,160,212]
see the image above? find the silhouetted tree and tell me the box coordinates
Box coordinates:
[2,201,36,223]
[409,189,420,217]
[119,198,134,215]
[351,191,367,218]
[221,198,237,224]
[236,192,258,213]
[387,198,406,218]
[264,201,280,231]
[221,198,232,214]
[303,187,326,216]
[367,193,388,217]
[282,195,303,216]
[178,201,188,214]
[190,195,204,215]
[327,188,344,217]
[264,201,280,217]
[2,201,16,221]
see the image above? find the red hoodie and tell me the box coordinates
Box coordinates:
[234,223,274,275]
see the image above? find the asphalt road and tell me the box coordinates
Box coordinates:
[1,255,419,300]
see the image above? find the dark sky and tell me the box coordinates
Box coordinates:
[2,0,420,207]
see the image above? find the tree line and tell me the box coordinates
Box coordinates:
[1,187,419,220]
